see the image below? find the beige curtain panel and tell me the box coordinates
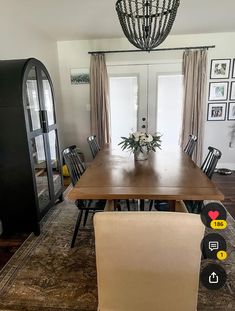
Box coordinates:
[181,49,208,165]
[90,54,111,147]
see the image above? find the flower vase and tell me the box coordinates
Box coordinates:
[134,146,148,161]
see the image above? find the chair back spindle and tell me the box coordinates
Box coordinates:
[62,147,86,186]
[201,146,222,179]
[183,145,221,213]
[184,134,197,158]
[87,135,100,158]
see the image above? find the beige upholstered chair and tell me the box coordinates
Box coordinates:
[94,212,204,311]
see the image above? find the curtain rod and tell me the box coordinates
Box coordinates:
[88,45,215,55]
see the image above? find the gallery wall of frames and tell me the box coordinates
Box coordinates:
[208,58,235,121]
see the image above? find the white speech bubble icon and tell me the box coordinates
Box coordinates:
[209,241,219,251]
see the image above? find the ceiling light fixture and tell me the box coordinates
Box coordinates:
[116,0,180,51]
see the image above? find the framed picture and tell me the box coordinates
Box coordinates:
[210,59,231,79]
[227,102,235,120]
[230,81,235,100]
[232,59,235,78]
[207,103,227,121]
[70,68,90,85]
[208,82,228,101]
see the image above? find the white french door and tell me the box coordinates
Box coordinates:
[108,65,148,146]
[108,61,183,148]
[148,63,183,149]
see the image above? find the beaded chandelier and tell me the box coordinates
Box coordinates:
[116,0,180,51]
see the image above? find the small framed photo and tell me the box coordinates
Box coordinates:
[210,59,231,79]
[208,82,228,101]
[227,102,235,120]
[230,81,235,100]
[232,59,235,78]
[70,68,90,85]
[207,103,227,121]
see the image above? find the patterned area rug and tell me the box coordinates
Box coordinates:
[0,200,234,311]
[0,201,97,311]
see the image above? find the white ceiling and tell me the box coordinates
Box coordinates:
[2,0,235,41]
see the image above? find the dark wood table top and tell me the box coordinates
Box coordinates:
[67,145,224,201]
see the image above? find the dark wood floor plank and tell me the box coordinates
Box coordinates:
[212,171,235,219]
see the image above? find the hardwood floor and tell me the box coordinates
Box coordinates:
[212,170,235,219]
[0,233,29,270]
[0,172,234,270]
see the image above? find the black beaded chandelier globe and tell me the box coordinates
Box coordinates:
[116,0,180,51]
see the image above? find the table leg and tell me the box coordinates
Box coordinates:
[104,200,114,211]
[169,200,176,212]
[140,199,145,211]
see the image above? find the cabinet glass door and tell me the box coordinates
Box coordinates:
[26,67,41,131]
[31,135,50,211]
[41,70,55,126]
[48,130,62,195]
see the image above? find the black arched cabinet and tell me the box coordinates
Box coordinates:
[0,58,63,235]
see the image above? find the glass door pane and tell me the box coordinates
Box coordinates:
[48,130,62,195]
[109,76,138,146]
[108,65,148,144]
[41,70,55,126]
[26,67,41,131]
[31,135,50,211]
[148,62,183,147]
[156,75,183,148]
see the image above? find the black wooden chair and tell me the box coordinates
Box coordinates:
[201,146,222,179]
[184,134,198,158]
[185,146,222,213]
[149,200,169,211]
[62,146,106,247]
[87,135,100,158]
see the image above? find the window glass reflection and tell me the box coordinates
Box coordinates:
[42,70,55,125]
[26,67,41,131]
[48,130,61,195]
[31,135,50,211]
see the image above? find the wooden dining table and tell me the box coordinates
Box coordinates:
[67,144,224,210]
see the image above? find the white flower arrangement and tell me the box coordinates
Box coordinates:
[118,131,162,153]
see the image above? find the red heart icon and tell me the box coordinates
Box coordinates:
[208,210,220,220]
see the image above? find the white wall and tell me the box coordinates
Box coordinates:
[57,33,235,167]
[0,15,64,146]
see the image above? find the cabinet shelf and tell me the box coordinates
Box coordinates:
[35,169,45,177]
